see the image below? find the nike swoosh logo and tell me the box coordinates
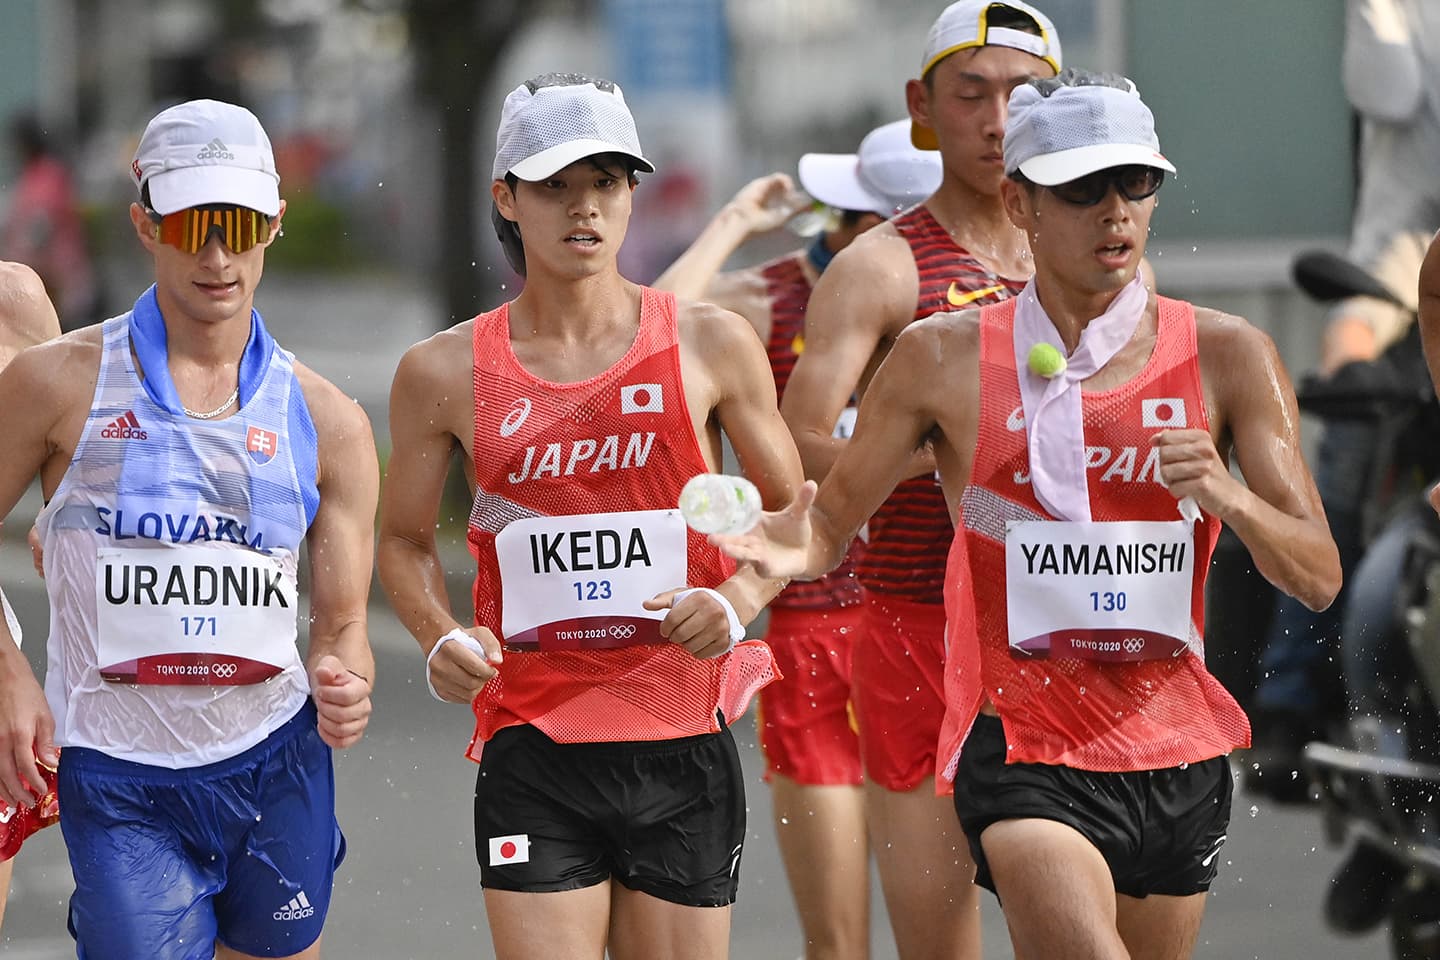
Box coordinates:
[1200,834,1227,867]
[947,282,1007,308]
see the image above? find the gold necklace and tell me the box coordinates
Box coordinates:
[182,387,239,420]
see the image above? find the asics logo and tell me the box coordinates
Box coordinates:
[196,138,235,161]
[500,398,532,438]
[609,624,637,640]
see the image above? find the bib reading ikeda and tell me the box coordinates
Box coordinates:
[1005,519,1194,662]
[95,543,300,684]
[494,508,688,652]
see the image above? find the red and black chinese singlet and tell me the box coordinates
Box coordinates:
[758,253,862,612]
[858,207,1024,602]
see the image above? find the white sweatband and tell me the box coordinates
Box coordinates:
[672,587,746,652]
[1,588,19,649]
[426,628,488,702]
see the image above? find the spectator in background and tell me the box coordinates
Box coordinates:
[1248,0,1440,803]
[0,113,97,330]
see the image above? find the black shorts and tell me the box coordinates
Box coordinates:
[953,714,1232,898]
[474,722,745,907]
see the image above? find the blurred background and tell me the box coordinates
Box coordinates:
[0,1,1412,957]
[0,0,1351,366]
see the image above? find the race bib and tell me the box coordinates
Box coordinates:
[1005,519,1194,661]
[494,509,688,651]
[95,545,299,684]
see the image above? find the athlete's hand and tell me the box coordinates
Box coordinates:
[728,173,811,236]
[1429,481,1440,520]
[425,627,502,704]
[645,589,737,659]
[0,664,56,809]
[1152,429,1238,518]
[710,480,818,580]
[26,526,42,578]
[310,654,372,750]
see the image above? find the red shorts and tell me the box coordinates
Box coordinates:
[757,605,865,786]
[852,593,947,792]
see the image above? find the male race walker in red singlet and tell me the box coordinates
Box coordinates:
[776,4,1059,956]
[654,119,941,960]
[714,69,1341,960]
[378,74,802,960]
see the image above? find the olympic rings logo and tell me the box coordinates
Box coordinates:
[609,624,637,640]
[212,662,239,679]
[1122,638,1145,655]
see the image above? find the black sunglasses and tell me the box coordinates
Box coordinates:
[1047,166,1165,207]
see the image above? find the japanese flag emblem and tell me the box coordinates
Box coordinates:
[489,833,530,866]
[620,383,663,414]
[246,426,279,465]
[1141,398,1187,429]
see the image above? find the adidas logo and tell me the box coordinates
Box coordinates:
[273,890,315,921]
[196,138,235,161]
[100,410,147,441]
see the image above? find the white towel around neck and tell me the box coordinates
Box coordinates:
[1013,274,1148,521]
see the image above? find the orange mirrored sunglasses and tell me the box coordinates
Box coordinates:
[150,205,272,254]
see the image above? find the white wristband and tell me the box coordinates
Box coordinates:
[426,628,488,702]
[672,587,747,652]
[1,588,20,649]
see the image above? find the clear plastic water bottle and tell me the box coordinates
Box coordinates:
[678,474,763,535]
[785,201,839,238]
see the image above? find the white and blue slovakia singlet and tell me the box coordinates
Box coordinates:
[35,286,320,768]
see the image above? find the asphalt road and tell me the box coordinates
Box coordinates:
[0,275,1394,958]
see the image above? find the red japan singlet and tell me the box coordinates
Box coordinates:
[858,206,1024,602]
[758,253,862,612]
[464,287,777,755]
[938,296,1250,777]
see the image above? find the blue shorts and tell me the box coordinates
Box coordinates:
[58,701,346,960]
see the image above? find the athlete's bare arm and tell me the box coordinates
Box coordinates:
[296,365,378,749]
[653,172,807,337]
[653,300,802,653]
[377,323,502,705]
[0,332,100,806]
[0,263,61,566]
[1162,310,1341,611]
[781,227,929,480]
[0,263,61,368]
[1418,232,1440,401]
[719,312,979,581]
[1419,235,1440,517]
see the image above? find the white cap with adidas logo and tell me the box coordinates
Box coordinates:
[131,99,281,217]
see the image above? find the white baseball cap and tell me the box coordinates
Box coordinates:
[913,1,1062,150]
[798,120,943,217]
[492,73,655,182]
[131,99,280,217]
[1004,70,1175,185]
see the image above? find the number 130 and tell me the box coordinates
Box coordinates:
[1089,591,1126,612]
